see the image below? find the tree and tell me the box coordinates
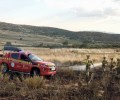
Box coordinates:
[62,40,68,46]
[5,42,12,46]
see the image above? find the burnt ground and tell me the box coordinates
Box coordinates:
[0,68,119,100]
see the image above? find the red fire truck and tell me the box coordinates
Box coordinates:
[0,46,56,77]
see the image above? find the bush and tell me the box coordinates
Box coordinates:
[24,76,45,90]
[5,82,16,92]
[4,42,12,46]
[62,40,68,46]
[20,38,23,40]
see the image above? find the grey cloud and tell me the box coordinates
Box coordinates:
[72,8,120,18]
[104,8,119,16]
[74,9,102,17]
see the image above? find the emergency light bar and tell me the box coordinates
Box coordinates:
[3,46,24,54]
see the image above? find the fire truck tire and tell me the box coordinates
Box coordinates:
[31,69,40,77]
[1,63,9,74]
[46,75,55,80]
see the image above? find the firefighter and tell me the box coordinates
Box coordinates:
[1,64,9,81]
[1,69,7,81]
[82,55,94,83]
[85,55,94,75]
[1,63,22,82]
[110,58,116,71]
[116,58,120,75]
[102,57,108,72]
[116,58,120,67]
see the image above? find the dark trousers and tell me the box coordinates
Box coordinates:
[9,72,22,82]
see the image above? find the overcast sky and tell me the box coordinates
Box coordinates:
[0,0,120,33]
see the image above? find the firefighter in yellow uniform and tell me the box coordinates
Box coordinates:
[110,58,116,71]
[86,55,93,75]
[102,57,108,72]
[82,55,94,83]
[116,58,120,75]
[116,58,120,67]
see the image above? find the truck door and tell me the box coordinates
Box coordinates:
[10,53,20,71]
[19,54,31,73]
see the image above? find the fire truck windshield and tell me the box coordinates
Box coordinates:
[28,54,43,61]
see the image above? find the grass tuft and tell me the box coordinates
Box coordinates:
[24,76,45,90]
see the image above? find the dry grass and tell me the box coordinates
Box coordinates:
[24,76,45,90]
[0,46,119,64]
[22,47,120,66]
[0,68,119,100]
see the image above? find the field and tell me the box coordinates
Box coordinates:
[0,47,120,100]
[22,47,120,66]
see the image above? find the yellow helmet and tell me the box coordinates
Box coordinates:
[110,58,113,60]
[87,55,90,58]
[117,58,120,61]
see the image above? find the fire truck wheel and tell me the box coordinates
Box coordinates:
[31,69,40,77]
[1,63,9,74]
[46,75,55,80]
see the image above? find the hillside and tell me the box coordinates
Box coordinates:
[0,22,120,48]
